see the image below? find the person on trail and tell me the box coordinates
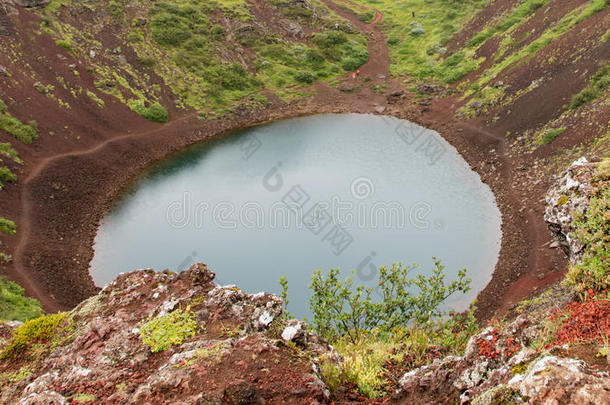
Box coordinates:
[352,72,357,79]
[356,69,361,78]
[412,11,415,18]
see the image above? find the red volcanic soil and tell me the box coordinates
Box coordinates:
[1,0,607,325]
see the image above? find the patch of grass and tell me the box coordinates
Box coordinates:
[538,127,566,145]
[55,39,72,51]
[127,99,168,123]
[320,308,478,398]
[0,100,38,144]
[0,277,43,322]
[0,313,67,359]
[569,62,610,110]
[140,309,198,353]
[86,91,105,107]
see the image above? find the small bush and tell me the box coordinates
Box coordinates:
[0,313,67,359]
[540,127,566,144]
[0,105,38,144]
[127,99,168,123]
[140,309,197,352]
[0,218,16,235]
[387,37,399,46]
[55,39,72,52]
[309,259,471,343]
[0,167,16,185]
[294,71,315,84]
[0,276,43,322]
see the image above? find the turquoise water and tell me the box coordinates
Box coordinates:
[89,114,501,319]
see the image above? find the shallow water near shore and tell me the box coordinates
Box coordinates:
[90,114,501,319]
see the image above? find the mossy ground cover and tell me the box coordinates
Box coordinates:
[140,309,198,352]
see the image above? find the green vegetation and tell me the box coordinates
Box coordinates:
[321,308,478,397]
[0,277,43,322]
[38,0,367,111]
[86,91,105,107]
[0,313,67,359]
[0,218,16,235]
[140,309,198,352]
[0,366,33,384]
[0,167,16,188]
[310,259,470,342]
[281,259,473,398]
[569,62,610,110]
[355,0,487,81]
[127,99,168,123]
[0,143,22,164]
[0,99,38,144]
[538,127,566,145]
[566,160,610,292]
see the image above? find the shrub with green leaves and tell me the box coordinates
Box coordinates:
[539,127,566,145]
[0,313,67,359]
[0,167,16,186]
[0,100,38,144]
[140,309,198,352]
[127,99,168,123]
[0,277,43,322]
[309,259,471,343]
[0,218,16,235]
[569,63,609,110]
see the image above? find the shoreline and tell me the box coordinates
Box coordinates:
[7,87,564,321]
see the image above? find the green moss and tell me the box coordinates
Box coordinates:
[0,277,43,322]
[55,39,72,51]
[0,366,33,384]
[73,393,97,403]
[557,195,569,206]
[0,313,67,359]
[140,309,197,353]
[0,142,22,164]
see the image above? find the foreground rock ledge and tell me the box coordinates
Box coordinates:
[0,264,337,404]
[1,261,608,404]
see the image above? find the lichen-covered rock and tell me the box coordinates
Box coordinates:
[507,356,610,404]
[393,314,610,404]
[0,264,336,404]
[544,157,598,262]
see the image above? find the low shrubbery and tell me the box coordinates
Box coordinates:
[0,277,43,322]
[127,99,168,123]
[0,100,38,144]
[0,313,67,359]
[569,62,609,110]
[0,218,16,236]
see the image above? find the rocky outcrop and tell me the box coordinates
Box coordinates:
[393,315,610,404]
[544,157,598,261]
[0,264,338,404]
